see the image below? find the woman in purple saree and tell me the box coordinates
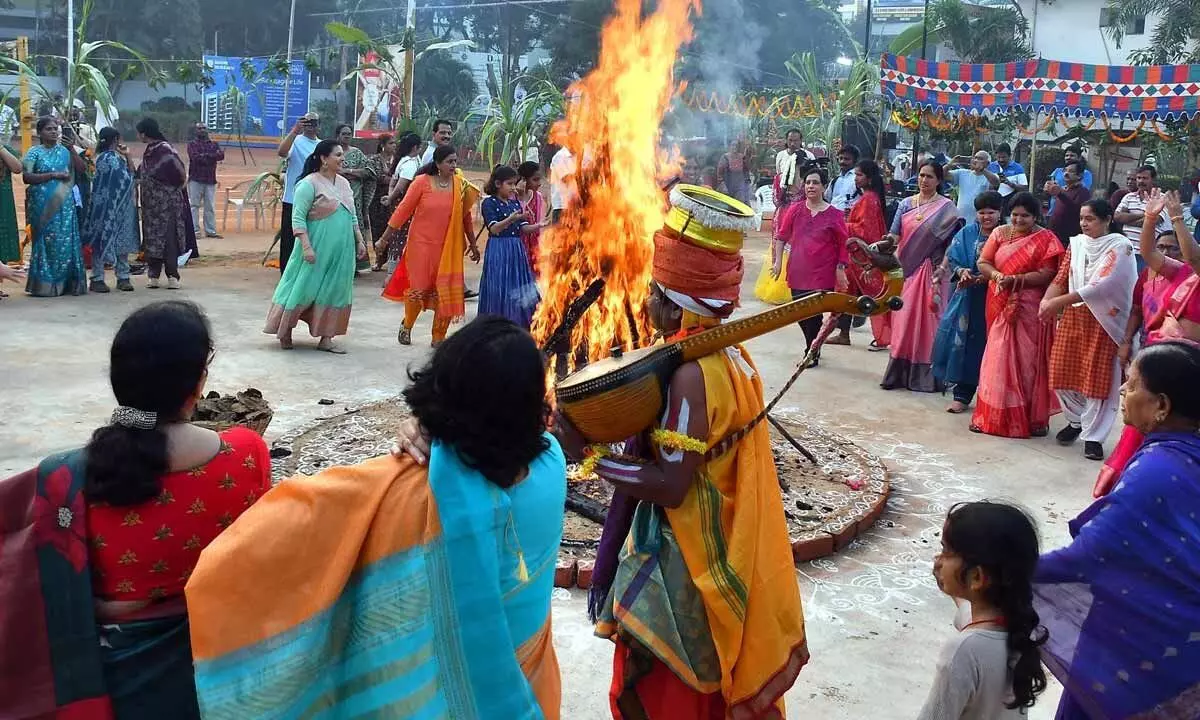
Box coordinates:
[1034,341,1200,719]
[881,161,963,392]
[137,118,198,288]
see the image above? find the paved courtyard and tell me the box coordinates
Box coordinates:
[0,230,1106,718]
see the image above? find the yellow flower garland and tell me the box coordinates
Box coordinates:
[650,428,710,454]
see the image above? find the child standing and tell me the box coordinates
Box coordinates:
[918,501,1048,720]
[479,165,541,328]
[516,160,547,277]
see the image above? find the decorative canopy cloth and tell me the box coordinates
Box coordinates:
[880,53,1200,121]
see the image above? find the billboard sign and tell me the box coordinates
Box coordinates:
[202,55,310,147]
[354,49,404,138]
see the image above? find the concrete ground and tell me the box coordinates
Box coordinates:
[0,229,1105,718]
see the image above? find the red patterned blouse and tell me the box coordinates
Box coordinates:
[85,426,271,601]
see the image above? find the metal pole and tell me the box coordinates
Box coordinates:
[863,0,873,59]
[17,36,31,154]
[213,30,219,56]
[403,0,416,118]
[283,0,297,132]
[911,0,930,167]
[66,0,73,105]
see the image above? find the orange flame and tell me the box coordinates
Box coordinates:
[530,0,698,367]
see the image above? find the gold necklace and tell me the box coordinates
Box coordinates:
[914,193,936,221]
[434,175,451,189]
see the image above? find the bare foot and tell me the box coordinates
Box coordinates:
[279,334,294,350]
[946,400,967,414]
[826,331,851,346]
[317,338,347,354]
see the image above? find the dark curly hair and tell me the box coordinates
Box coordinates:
[943,501,1048,710]
[85,301,213,506]
[403,316,549,488]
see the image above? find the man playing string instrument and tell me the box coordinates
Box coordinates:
[554,226,808,718]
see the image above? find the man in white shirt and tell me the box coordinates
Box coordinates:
[419,119,454,166]
[826,144,860,212]
[985,143,1028,199]
[549,146,576,223]
[947,151,1001,220]
[1115,166,1171,254]
[774,128,812,209]
[276,112,321,274]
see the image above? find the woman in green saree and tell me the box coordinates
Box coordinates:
[264,139,366,353]
[0,144,21,268]
[335,123,375,272]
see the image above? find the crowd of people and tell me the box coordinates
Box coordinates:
[4,108,1200,718]
[3,251,1199,720]
[766,131,1200,476]
[263,113,549,351]
[0,113,209,298]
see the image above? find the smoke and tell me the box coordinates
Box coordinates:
[663,0,772,171]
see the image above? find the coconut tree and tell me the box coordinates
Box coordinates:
[888,0,1032,63]
[1105,0,1200,64]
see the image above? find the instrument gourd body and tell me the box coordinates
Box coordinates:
[556,268,905,444]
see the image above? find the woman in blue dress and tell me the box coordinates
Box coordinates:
[22,116,87,297]
[932,190,1002,413]
[82,127,141,292]
[478,165,541,328]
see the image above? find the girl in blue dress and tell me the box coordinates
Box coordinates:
[478,165,541,328]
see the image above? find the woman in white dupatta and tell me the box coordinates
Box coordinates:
[1040,198,1138,460]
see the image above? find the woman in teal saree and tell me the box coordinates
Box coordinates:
[23,116,87,297]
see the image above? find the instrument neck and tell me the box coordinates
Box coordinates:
[676,292,858,361]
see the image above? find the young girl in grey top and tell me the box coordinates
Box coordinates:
[918,502,1049,719]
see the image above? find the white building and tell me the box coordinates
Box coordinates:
[849,0,1163,67]
[1013,0,1160,65]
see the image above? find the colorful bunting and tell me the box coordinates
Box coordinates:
[880,53,1200,121]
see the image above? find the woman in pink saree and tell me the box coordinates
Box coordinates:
[880,161,963,391]
[972,192,1064,438]
[1096,191,1200,496]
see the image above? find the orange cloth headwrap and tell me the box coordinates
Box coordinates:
[652,230,744,304]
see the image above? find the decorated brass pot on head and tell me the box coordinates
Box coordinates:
[554,185,905,444]
[662,184,756,254]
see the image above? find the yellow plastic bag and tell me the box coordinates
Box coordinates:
[754,250,792,305]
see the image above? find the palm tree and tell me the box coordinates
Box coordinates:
[1104,0,1200,64]
[888,0,1033,63]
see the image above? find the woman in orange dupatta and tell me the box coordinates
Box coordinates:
[378,145,480,348]
[972,192,1064,438]
[845,159,891,349]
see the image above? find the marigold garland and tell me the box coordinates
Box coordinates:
[650,428,709,454]
[1016,111,1057,136]
[1150,117,1178,142]
[576,445,610,478]
[1103,116,1145,143]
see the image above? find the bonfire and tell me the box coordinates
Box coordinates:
[530,0,698,368]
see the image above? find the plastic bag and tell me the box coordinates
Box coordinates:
[754,250,792,305]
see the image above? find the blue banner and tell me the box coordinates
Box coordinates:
[201,56,310,146]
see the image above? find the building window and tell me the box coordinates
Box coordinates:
[1100,8,1146,35]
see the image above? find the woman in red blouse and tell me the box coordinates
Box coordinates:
[772,165,849,367]
[0,300,270,719]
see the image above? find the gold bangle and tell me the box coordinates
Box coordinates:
[1169,215,1184,223]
